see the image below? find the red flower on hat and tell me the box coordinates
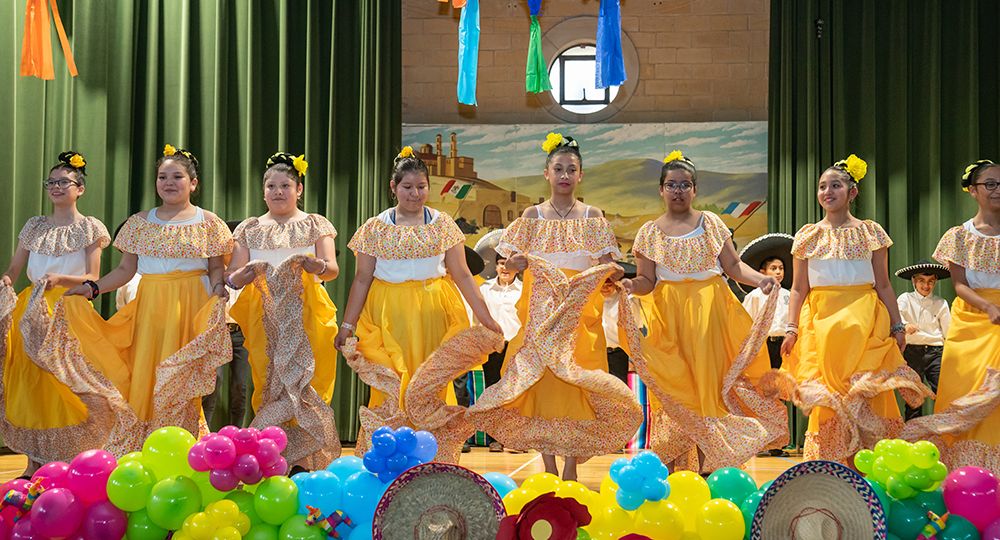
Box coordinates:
[497,492,591,540]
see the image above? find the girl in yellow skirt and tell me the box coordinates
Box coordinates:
[59,144,234,453]
[226,152,342,469]
[334,147,501,449]
[0,151,110,472]
[780,155,930,463]
[903,160,1000,472]
[492,133,635,481]
[620,150,786,474]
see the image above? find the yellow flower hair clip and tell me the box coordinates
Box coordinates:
[397,146,414,160]
[292,154,308,177]
[68,153,86,169]
[962,159,995,192]
[835,154,867,182]
[163,144,177,157]
[542,132,564,154]
[664,150,685,164]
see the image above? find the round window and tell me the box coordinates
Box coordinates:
[547,44,621,115]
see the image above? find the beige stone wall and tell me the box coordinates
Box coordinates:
[402,0,769,124]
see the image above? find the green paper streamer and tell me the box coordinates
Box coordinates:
[525,16,551,93]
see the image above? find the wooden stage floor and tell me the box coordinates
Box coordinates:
[0,448,803,489]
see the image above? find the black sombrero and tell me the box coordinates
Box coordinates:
[465,246,485,276]
[473,229,505,279]
[738,233,795,292]
[895,259,950,281]
[616,260,637,279]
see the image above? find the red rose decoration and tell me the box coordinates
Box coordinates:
[497,492,591,540]
[619,535,653,540]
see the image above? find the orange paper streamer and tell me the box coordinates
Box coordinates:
[20,0,78,80]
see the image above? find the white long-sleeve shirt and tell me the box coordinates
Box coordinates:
[742,287,790,338]
[896,291,950,346]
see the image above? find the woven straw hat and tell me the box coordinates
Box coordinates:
[373,462,505,540]
[750,460,887,540]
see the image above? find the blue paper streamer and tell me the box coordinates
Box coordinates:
[457,0,480,105]
[528,0,542,16]
[596,0,627,88]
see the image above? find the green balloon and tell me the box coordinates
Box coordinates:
[854,449,876,474]
[904,466,934,491]
[888,497,928,540]
[226,489,262,524]
[108,461,156,512]
[576,529,592,540]
[940,515,980,540]
[706,467,758,505]
[887,474,917,500]
[146,475,203,531]
[913,488,946,516]
[864,479,891,519]
[126,509,168,540]
[190,470,226,506]
[245,523,280,540]
[254,476,300,526]
[279,515,325,540]
[141,426,196,480]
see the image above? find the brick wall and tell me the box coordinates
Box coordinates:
[402,0,769,124]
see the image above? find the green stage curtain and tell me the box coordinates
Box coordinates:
[0,0,401,442]
[768,0,1000,297]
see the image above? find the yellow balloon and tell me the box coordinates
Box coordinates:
[696,499,744,540]
[521,472,560,494]
[555,480,592,504]
[173,533,192,540]
[211,526,242,540]
[503,487,538,515]
[667,471,711,531]
[680,532,702,540]
[588,503,633,537]
[207,500,240,524]
[633,500,685,540]
[233,513,251,536]
[185,512,216,540]
[599,475,619,502]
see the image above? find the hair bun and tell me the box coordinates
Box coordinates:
[266,152,296,168]
[57,150,87,173]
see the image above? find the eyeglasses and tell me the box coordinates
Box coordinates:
[971,181,1000,192]
[43,179,80,190]
[662,182,694,192]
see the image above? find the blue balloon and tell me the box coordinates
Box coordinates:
[327,456,365,482]
[656,464,670,480]
[372,432,398,457]
[342,471,387,524]
[609,457,630,483]
[386,453,408,473]
[632,452,662,477]
[377,469,400,484]
[297,470,342,516]
[616,488,644,511]
[412,431,438,463]
[394,427,417,455]
[617,466,644,492]
[348,524,373,540]
[291,471,312,490]
[372,426,394,438]
[363,450,387,474]
[483,472,518,498]
[661,478,671,500]
[641,477,668,501]
[405,456,422,470]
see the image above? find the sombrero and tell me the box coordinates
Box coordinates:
[738,233,795,292]
[373,462,505,540]
[895,259,950,281]
[465,246,485,276]
[474,228,506,279]
[616,260,637,279]
[750,460,887,540]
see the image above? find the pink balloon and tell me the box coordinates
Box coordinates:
[233,454,262,485]
[259,426,288,452]
[0,480,28,500]
[30,462,69,491]
[262,456,288,477]
[943,466,1000,530]
[232,428,259,455]
[209,468,240,491]
[0,516,11,540]
[188,442,211,472]
[9,516,35,540]
[31,488,83,538]
[203,436,237,469]
[218,425,240,439]
[81,500,127,540]
[66,450,116,504]
[255,439,281,468]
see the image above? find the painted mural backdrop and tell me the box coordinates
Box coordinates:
[401,122,768,259]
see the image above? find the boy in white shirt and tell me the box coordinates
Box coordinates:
[742,256,791,369]
[894,260,951,420]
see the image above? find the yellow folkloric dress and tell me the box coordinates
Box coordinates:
[903,221,1000,473]
[625,212,788,473]
[787,221,930,462]
[463,209,642,459]
[342,208,469,455]
[229,214,341,469]
[47,207,234,454]
[0,216,111,462]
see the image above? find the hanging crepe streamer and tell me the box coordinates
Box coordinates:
[525,0,552,94]
[20,0,78,80]
[438,0,467,7]
[456,0,480,105]
[626,372,651,451]
[595,0,627,88]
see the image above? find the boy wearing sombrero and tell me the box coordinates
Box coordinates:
[894,259,951,420]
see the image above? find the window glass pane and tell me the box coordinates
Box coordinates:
[548,44,620,115]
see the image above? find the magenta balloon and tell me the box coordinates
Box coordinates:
[203,436,238,470]
[983,518,1000,540]
[188,442,211,472]
[210,468,241,492]
[218,425,240,439]
[32,488,83,538]
[262,456,288,478]
[255,439,281,468]
[66,450,116,504]
[0,480,29,497]
[943,466,1000,530]
[81,501,127,540]
[31,462,69,491]
[234,454,262,484]
[233,429,260,455]
[259,426,288,452]
[9,516,35,540]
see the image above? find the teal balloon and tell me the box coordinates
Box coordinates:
[278,515,325,540]
[759,480,774,492]
[888,497,929,540]
[145,476,202,531]
[245,523,280,540]
[706,467,758,505]
[913,488,946,516]
[887,535,902,540]
[482,472,518,498]
[864,479,891,519]
[740,490,765,538]
[940,515,980,540]
[125,509,168,540]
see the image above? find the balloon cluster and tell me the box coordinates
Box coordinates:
[175,499,250,540]
[855,439,948,500]
[608,451,671,511]
[362,426,437,484]
[188,425,289,490]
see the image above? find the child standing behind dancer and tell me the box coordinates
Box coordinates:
[621,150,786,473]
[904,160,1000,472]
[227,152,341,469]
[476,253,522,453]
[894,259,950,420]
[781,154,930,463]
[0,151,110,472]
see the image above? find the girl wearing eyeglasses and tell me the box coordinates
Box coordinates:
[0,151,110,473]
[620,150,785,473]
[904,160,1000,470]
